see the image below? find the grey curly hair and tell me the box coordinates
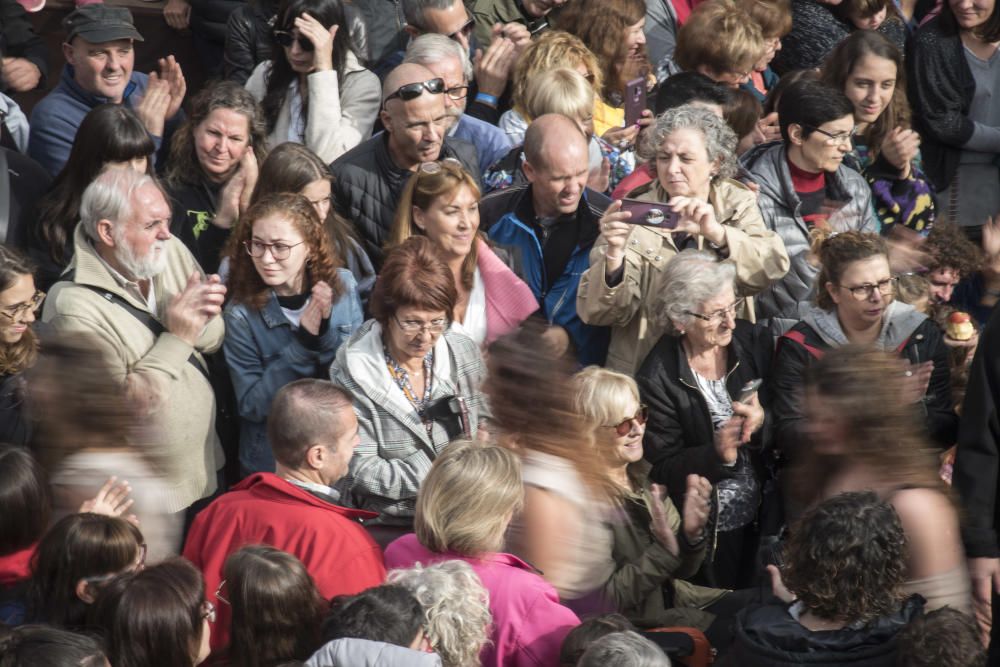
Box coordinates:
[640,103,738,179]
[652,249,737,333]
[387,561,492,667]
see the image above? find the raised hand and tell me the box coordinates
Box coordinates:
[670,196,726,246]
[165,272,227,346]
[163,0,191,29]
[649,482,680,556]
[134,75,171,137]
[157,56,186,121]
[79,476,135,518]
[295,13,338,71]
[299,280,333,335]
[598,200,635,275]
[732,393,764,444]
[881,127,920,178]
[474,28,518,98]
[901,360,933,404]
[681,474,712,543]
[1,58,41,92]
[714,416,743,464]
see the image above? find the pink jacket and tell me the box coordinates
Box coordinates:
[385,534,580,667]
[478,240,538,345]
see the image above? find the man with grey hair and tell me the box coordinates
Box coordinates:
[41,166,226,515]
[404,34,511,171]
[578,631,672,667]
[182,378,386,659]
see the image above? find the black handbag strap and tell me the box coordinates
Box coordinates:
[77,284,210,382]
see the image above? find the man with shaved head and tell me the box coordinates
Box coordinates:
[330,62,480,267]
[480,113,611,365]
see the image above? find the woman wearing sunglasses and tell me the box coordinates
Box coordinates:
[223,192,362,476]
[0,244,41,446]
[244,0,380,163]
[771,231,957,456]
[634,250,771,589]
[386,158,536,347]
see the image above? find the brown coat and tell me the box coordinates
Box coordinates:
[577,178,790,374]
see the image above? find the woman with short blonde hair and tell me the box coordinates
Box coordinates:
[385,440,580,667]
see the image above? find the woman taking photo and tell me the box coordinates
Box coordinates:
[30,105,154,290]
[771,231,957,456]
[572,367,737,638]
[795,347,970,613]
[221,545,326,666]
[0,245,40,446]
[224,192,362,476]
[245,0,380,163]
[387,159,536,347]
[744,78,879,327]
[909,0,1000,232]
[634,251,770,589]
[164,81,267,275]
[385,440,581,667]
[92,558,213,667]
[251,142,375,302]
[578,104,789,374]
[821,30,936,235]
[329,237,488,532]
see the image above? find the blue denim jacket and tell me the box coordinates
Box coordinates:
[223,269,363,474]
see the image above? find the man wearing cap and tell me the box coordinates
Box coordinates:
[329,62,479,268]
[28,5,186,176]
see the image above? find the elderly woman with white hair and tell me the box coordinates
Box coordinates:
[577,103,789,375]
[634,250,773,590]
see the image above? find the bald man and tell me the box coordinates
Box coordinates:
[480,114,611,366]
[330,62,481,267]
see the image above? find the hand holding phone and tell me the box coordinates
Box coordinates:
[624,77,647,127]
[737,378,763,404]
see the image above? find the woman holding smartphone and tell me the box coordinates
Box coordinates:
[577,104,789,375]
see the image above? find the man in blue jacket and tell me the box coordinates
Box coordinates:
[28,5,185,176]
[479,113,610,365]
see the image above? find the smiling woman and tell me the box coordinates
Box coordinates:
[164,82,269,274]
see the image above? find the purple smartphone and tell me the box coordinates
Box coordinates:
[624,77,647,127]
[620,198,679,229]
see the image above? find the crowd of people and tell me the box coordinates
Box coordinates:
[3,0,1000,663]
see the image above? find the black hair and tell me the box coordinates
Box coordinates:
[0,445,51,556]
[654,71,732,115]
[0,626,106,667]
[777,77,855,143]
[321,585,424,648]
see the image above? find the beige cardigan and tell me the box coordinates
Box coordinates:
[577,178,790,374]
[42,225,225,512]
[245,51,381,164]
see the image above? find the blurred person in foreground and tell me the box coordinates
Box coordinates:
[384,439,581,667]
[183,379,386,659]
[721,492,924,666]
[40,167,227,516]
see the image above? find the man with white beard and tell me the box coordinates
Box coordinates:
[42,167,227,517]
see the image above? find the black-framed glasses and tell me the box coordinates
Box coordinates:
[418,157,463,175]
[244,239,306,260]
[273,29,314,52]
[215,579,229,606]
[802,124,856,146]
[446,18,475,42]
[604,405,649,437]
[384,78,446,104]
[392,313,448,334]
[684,300,740,325]
[839,276,898,300]
[0,290,44,321]
[202,600,217,623]
[445,84,470,100]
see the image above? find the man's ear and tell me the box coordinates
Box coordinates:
[75,578,97,604]
[789,123,804,146]
[304,443,326,470]
[522,158,535,183]
[380,108,393,135]
[95,219,117,248]
[62,42,76,67]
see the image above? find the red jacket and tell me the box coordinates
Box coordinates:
[182,473,386,656]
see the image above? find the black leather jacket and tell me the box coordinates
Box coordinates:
[224,0,371,84]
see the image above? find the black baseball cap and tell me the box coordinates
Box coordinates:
[62,5,144,44]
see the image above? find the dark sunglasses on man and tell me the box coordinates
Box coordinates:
[384,77,446,104]
[273,29,314,52]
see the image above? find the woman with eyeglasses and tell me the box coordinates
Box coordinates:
[820,30,936,236]
[251,142,375,304]
[571,367,747,643]
[244,0,380,163]
[386,158,536,347]
[744,78,879,328]
[91,557,214,667]
[329,236,489,538]
[164,81,268,275]
[24,513,145,630]
[223,192,362,476]
[771,231,958,459]
[633,250,771,589]
[578,104,789,375]
[0,245,41,447]
[220,545,325,666]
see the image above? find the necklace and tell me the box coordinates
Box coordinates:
[384,346,435,422]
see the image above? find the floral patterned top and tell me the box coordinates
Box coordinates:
[846,139,936,236]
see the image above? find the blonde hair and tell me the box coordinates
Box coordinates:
[414,440,524,556]
[572,367,643,468]
[388,561,492,667]
[524,68,595,123]
[511,30,602,118]
[675,0,765,76]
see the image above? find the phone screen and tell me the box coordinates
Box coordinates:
[620,199,679,229]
